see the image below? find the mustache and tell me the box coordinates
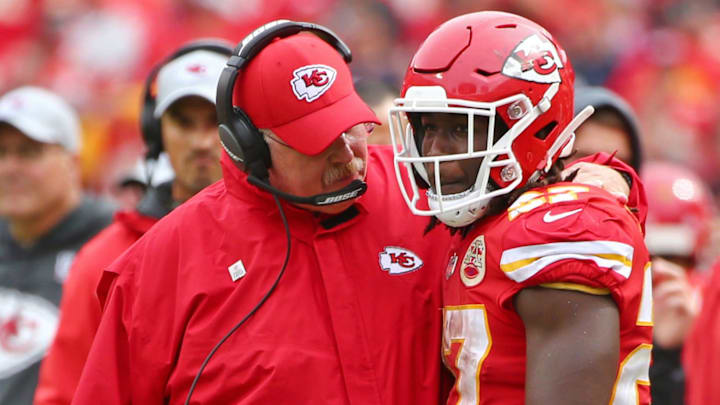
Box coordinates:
[322,157,365,187]
[187,150,219,162]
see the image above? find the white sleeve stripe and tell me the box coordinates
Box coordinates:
[500,241,635,283]
[501,253,632,282]
[501,241,634,264]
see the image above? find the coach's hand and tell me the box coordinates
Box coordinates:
[563,162,630,204]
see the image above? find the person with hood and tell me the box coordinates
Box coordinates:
[642,162,716,405]
[0,86,114,405]
[34,40,231,405]
[573,85,643,171]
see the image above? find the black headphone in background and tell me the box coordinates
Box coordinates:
[215,20,367,206]
[140,39,234,160]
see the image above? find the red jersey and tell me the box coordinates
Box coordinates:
[684,258,720,405]
[72,147,453,405]
[442,183,653,405]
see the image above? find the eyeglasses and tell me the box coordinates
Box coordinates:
[0,143,50,161]
[264,122,375,150]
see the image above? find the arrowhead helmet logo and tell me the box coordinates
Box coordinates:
[291,64,337,102]
[379,246,424,275]
[502,34,564,84]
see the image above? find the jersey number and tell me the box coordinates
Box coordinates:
[443,306,651,404]
[443,305,491,405]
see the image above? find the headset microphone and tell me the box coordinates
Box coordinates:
[247,177,367,206]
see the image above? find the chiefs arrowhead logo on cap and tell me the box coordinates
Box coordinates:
[502,34,564,84]
[291,64,337,102]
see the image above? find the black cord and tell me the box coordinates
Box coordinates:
[184,193,291,405]
[143,157,156,189]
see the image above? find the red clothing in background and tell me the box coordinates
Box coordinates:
[684,258,720,405]
[34,211,157,405]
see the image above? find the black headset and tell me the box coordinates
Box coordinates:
[215,20,367,206]
[140,39,234,160]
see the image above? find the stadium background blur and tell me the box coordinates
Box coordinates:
[2,0,719,205]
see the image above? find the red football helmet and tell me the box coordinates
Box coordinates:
[389,11,592,226]
[642,161,714,260]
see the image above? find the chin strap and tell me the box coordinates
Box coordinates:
[541,105,595,172]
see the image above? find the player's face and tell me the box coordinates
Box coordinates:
[419,113,489,195]
[574,122,632,165]
[161,96,223,203]
[0,124,79,220]
[267,123,370,215]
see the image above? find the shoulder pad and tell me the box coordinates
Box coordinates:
[499,184,638,284]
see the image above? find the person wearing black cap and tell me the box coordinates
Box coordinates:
[573,85,643,171]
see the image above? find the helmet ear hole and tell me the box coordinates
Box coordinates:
[533,121,557,140]
[492,116,510,145]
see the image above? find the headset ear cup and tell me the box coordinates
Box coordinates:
[219,124,246,163]
[218,113,271,180]
[140,87,163,160]
[236,122,270,180]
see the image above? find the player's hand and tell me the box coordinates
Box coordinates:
[651,257,700,348]
[562,162,630,204]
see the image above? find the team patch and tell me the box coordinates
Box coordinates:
[379,246,423,275]
[0,288,59,378]
[291,64,337,102]
[460,235,486,287]
[502,34,564,84]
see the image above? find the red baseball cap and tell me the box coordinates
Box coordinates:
[233,33,380,155]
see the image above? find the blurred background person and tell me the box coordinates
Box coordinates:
[642,161,717,405]
[110,152,174,211]
[573,85,643,171]
[684,253,720,405]
[0,86,114,405]
[33,42,230,405]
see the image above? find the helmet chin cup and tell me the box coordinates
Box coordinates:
[429,194,489,227]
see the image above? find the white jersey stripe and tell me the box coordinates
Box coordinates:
[500,241,634,282]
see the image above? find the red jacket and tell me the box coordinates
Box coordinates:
[684,258,720,405]
[34,210,157,405]
[72,147,454,405]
